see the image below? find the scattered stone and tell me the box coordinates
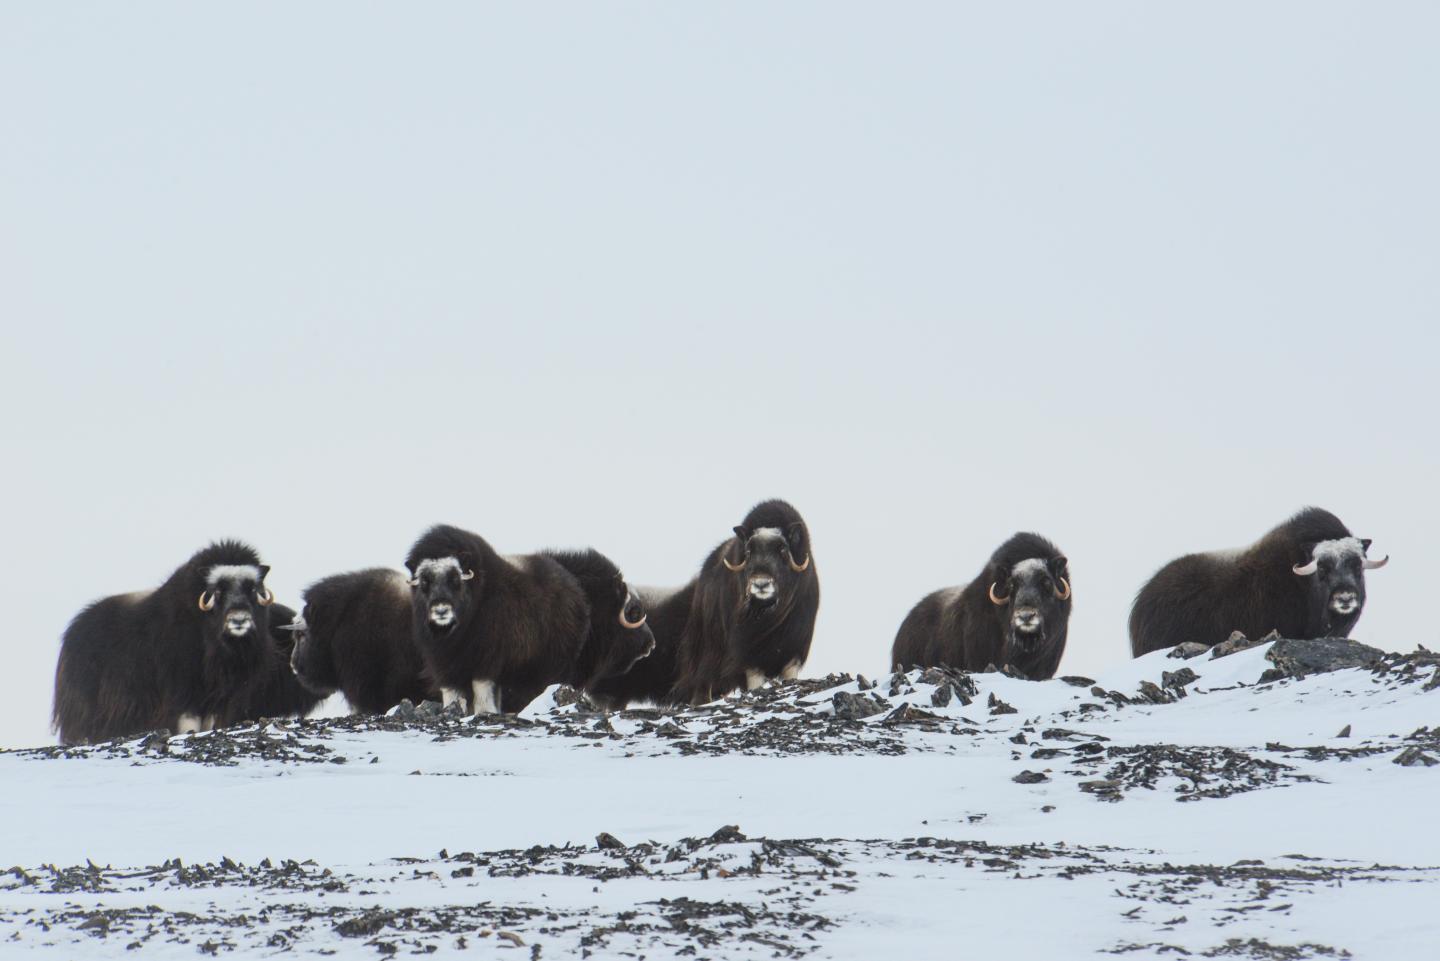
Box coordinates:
[1161,668,1199,691]
[709,825,746,844]
[832,691,886,721]
[1060,676,1096,687]
[1078,779,1122,801]
[1211,632,1266,659]
[1168,642,1210,660]
[1336,725,1351,739]
[1393,747,1438,767]
[595,833,625,851]
[1265,638,1384,680]
[931,684,952,708]
[1013,770,1049,784]
[988,693,1018,716]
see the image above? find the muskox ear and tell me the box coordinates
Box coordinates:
[786,522,808,557]
[733,525,749,543]
[257,565,271,583]
[1361,538,1373,553]
[1048,556,1068,580]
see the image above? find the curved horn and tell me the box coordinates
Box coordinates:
[721,540,746,572]
[1055,577,1071,601]
[618,606,648,630]
[1363,554,1389,570]
[256,586,274,606]
[1292,558,1319,576]
[788,553,811,574]
[460,569,476,581]
[197,591,217,612]
[988,582,1009,605]
[407,575,419,587]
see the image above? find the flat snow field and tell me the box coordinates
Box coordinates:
[2,641,1438,959]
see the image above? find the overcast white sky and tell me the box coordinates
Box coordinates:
[3,3,1437,748]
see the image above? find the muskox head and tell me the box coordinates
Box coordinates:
[287,613,339,695]
[600,573,656,678]
[987,555,1071,655]
[406,554,479,636]
[197,563,274,647]
[1291,536,1387,636]
[721,522,811,615]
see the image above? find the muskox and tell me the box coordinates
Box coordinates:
[405,524,590,714]
[1129,507,1388,657]
[542,549,655,703]
[52,541,279,744]
[891,532,1072,680]
[289,569,435,714]
[591,500,820,708]
[229,603,327,722]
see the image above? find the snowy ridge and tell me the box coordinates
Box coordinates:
[3,641,1438,958]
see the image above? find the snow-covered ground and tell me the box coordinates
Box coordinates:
[3,641,1437,959]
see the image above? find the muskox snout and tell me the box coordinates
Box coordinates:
[1330,591,1361,616]
[748,576,777,603]
[1012,607,1042,634]
[429,602,456,627]
[224,611,255,636]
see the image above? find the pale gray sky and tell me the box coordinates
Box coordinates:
[4,3,1437,748]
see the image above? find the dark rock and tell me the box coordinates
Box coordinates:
[987,693,1017,716]
[1211,632,1266,659]
[1012,770,1049,784]
[595,833,626,851]
[1394,747,1438,767]
[1135,681,1173,705]
[1161,668,1199,691]
[931,684,952,708]
[1265,638,1384,680]
[389,700,418,722]
[335,909,393,938]
[552,685,583,708]
[1168,642,1210,660]
[709,825,746,844]
[1336,725,1351,738]
[1078,779,1123,800]
[1059,676,1096,687]
[832,691,886,721]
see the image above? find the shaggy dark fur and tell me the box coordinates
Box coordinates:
[290,569,435,714]
[660,499,821,705]
[52,541,277,744]
[542,549,655,702]
[405,525,589,714]
[1129,507,1386,657]
[227,603,326,723]
[584,584,688,710]
[891,533,1072,680]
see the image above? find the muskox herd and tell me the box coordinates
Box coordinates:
[52,500,820,744]
[52,504,1387,745]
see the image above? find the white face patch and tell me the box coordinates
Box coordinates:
[414,557,464,580]
[748,577,776,601]
[224,611,255,636]
[428,603,455,627]
[1311,537,1367,563]
[750,527,785,547]
[206,565,261,587]
[1012,558,1049,578]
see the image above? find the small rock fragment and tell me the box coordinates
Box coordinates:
[1013,770,1049,784]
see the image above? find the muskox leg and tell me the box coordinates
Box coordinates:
[780,659,803,681]
[202,715,217,732]
[745,669,768,691]
[471,679,499,715]
[177,714,202,735]
[441,688,465,710]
